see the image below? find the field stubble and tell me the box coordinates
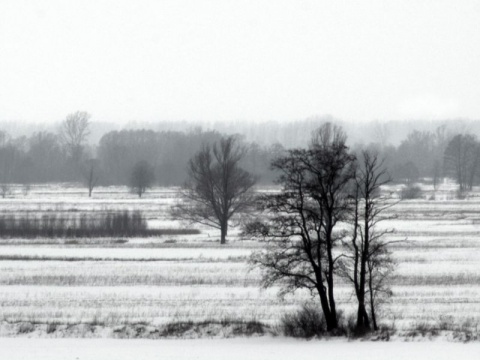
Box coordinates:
[0,184,480,336]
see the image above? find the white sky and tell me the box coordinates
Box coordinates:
[0,0,479,124]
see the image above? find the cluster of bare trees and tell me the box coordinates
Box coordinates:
[225,124,393,334]
[360,125,480,193]
[443,134,480,192]
[174,124,395,334]
[371,126,449,185]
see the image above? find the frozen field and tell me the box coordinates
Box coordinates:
[0,183,480,337]
[1,338,479,360]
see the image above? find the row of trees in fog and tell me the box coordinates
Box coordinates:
[175,123,393,333]
[359,126,480,193]
[0,112,281,194]
[1,111,480,194]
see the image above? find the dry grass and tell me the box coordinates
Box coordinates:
[0,183,480,336]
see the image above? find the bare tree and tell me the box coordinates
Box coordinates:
[250,123,356,331]
[394,161,419,185]
[432,159,441,191]
[444,134,479,192]
[0,141,18,198]
[372,121,390,148]
[0,131,9,148]
[173,136,257,244]
[83,159,101,197]
[341,150,396,333]
[0,184,12,199]
[129,160,155,198]
[59,111,91,164]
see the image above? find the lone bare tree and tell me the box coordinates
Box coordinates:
[130,160,155,198]
[83,159,101,197]
[59,111,91,165]
[0,141,18,198]
[250,123,356,331]
[173,136,257,244]
[444,134,480,192]
[342,150,395,333]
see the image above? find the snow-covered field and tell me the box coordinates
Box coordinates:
[0,182,480,338]
[1,337,479,360]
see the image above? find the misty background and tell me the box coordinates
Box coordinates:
[1,1,479,188]
[0,116,475,188]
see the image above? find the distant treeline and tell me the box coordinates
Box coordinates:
[0,119,478,188]
[0,128,282,187]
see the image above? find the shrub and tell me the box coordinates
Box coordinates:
[400,185,422,200]
[242,220,270,239]
[406,321,438,337]
[46,323,57,334]
[455,189,467,200]
[17,322,35,334]
[280,303,327,338]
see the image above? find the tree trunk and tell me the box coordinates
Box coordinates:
[356,300,370,332]
[316,285,337,332]
[220,222,227,244]
[326,276,337,330]
[325,229,338,330]
[370,302,378,331]
[369,271,378,331]
[88,188,92,197]
[325,311,337,332]
[356,228,371,332]
[355,198,371,333]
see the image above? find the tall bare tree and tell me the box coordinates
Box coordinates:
[59,111,91,165]
[173,136,257,244]
[342,150,395,333]
[250,123,356,331]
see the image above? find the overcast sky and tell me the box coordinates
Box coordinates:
[1,0,479,124]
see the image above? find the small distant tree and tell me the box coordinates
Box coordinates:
[172,136,257,244]
[444,134,479,191]
[130,160,155,198]
[22,183,31,196]
[0,183,12,198]
[394,161,419,185]
[83,159,101,197]
[59,111,91,165]
[432,159,442,191]
[0,139,18,198]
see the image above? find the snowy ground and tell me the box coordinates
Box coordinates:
[0,337,479,360]
[0,182,480,337]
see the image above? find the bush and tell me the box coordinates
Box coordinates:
[406,321,438,337]
[0,211,201,238]
[400,185,422,200]
[17,322,35,334]
[455,190,467,200]
[46,323,57,334]
[280,303,327,338]
[242,220,270,239]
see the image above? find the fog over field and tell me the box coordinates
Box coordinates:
[1,0,480,359]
